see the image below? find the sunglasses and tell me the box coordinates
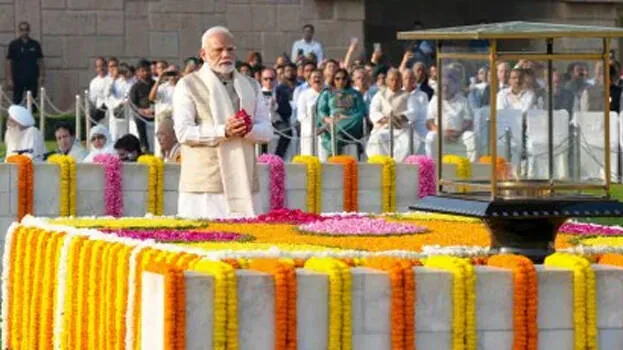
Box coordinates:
[263,77,275,81]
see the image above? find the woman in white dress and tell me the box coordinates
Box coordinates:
[83,124,116,163]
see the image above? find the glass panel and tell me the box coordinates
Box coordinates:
[553,38,603,54]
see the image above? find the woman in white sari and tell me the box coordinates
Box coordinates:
[83,124,116,163]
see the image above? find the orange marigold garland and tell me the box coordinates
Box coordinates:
[6,154,34,220]
[361,257,419,350]
[478,156,510,180]
[249,259,298,350]
[329,155,359,212]
[488,255,538,350]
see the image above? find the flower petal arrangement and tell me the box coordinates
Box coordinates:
[297,217,428,236]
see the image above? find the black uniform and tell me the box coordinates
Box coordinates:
[6,38,43,104]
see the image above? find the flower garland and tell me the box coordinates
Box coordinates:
[391,211,480,223]
[478,156,509,180]
[488,255,538,350]
[94,154,124,217]
[249,259,297,350]
[442,155,471,193]
[329,155,359,212]
[298,217,427,236]
[189,259,238,350]
[6,154,34,220]
[258,154,286,211]
[423,256,476,350]
[404,155,436,199]
[544,253,597,350]
[1,224,19,350]
[57,236,87,350]
[560,221,623,236]
[368,155,397,213]
[48,216,208,229]
[101,228,253,242]
[361,257,418,350]
[304,257,352,350]
[37,231,66,350]
[21,227,40,348]
[138,155,165,215]
[293,155,322,213]
[47,154,77,217]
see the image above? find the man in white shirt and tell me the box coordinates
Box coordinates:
[54,122,87,161]
[89,57,112,124]
[173,26,273,219]
[297,69,324,155]
[291,24,324,63]
[425,68,477,162]
[150,65,180,121]
[496,68,536,112]
[402,69,429,153]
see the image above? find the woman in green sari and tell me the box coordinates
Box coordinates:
[316,68,366,159]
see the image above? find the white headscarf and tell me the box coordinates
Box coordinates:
[8,105,35,127]
[82,124,115,163]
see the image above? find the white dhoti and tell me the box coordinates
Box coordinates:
[425,130,477,162]
[177,192,261,219]
[365,128,417,162]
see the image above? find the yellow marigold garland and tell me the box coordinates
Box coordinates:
[138,155,165,215]
[293,155,322,213]
[59,236,87,350]
[368,155,397,213]
[47,154,77,216]
[424,256,477,350]
[443,155,471,193]
[21,227,40,348]
[329,155,359,212]
[48,216,207,229]
[304,257,352,350]
[189,259,239,350]
[544,253,597,350]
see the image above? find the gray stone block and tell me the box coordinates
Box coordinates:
[285,163,307,190]
[321,164,344,213]
[477,330,513,350]
[237,270,275,350]
[415,267,452,332]
[395,163,418,211]
[250,5,277,32]
[75,164,105,191]
[441,163,458,180]
[537,266,574,329]
[0,164,13,193]
[0,5,14,32]
[163,191,178,216]
[475,266,513,331]
[472,163,491,180]
[124,18,149,56]
[296,269,328,350]
[32,164,61,216]
[122,163,148,191]
[599,329,623,350]
[595,265,623,328]
[163,164,180,191]
[0,193,11,216]
[0,217,17,241]
[357,164,383,213]
[538,330,574,349]
[141,271,166,349]
[150,0,215,13]
[97,10,124,35]
[123,191,148,217]
[335,1,365,20]
[276,5,301,32]
[352,335,391,350]
[76,190,105,216]
[150,31,179,58]
[257,164,271,214]
[184,271,214,350]
[225,4,252,32]
[415,331,452,349]
[42,10,97,35]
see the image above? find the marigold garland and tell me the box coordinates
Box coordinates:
[361,257,419,350]
[442,155,471,193]
[47,154,77,216]
[544,253,597,350]
[424,256,477,350]
[293,155,322,213]
[6,154,34,220]
[249,259,298,350]
[329,155,359,212]
[189,259,239,350]
[478,156,510,181]
[488,255,538,350]
[304,257,352,350]
[368,155,397,213]
[138,155,165,215]
[48,216,208,229]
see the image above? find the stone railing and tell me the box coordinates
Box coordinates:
[142,264,623,349]
[0,162,492,235]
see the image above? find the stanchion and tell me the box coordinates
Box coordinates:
[504,127,512,163]
[408,122,415,155]
[39,87,45,138]
[388,113,395,158]
[84,90,91,150]
[26,90,33,113]
[574,126,581,181]
[484,117,491,157]
[311,112,317,156]
[330,119,337,157]
[75,94,81,141]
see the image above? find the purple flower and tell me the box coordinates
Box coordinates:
[101,229,251,242]
[405,155,436,198]
[560,222,623,236]
[258,154,286,210]
[94,154,123,217]
[298,217,427,236]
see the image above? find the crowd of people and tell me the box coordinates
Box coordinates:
[3,21,623,169]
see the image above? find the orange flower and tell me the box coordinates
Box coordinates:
[478,156,510,180]
[249,259,297,350]
[329,155,359,212]
[6,154,33,220]
[488,255,538,350]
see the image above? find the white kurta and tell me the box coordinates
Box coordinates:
[496,88,536,112]
[5,126,47,161]
[173,67,273,219]
[106,77,134,142]
[296,87,321,156]
[425,94,477,162]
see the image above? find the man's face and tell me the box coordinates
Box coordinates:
[261,70,276,90]
[150,63,157,77]
[303,27,314,41]
[441,73,459,98]
[137,67,150,81]
[303,64,315,81]
[95,59,107,76]
[156,62,167,77]
[353,70,368,89]
[116,148,137,162]
[573,64,586,80]
[413,64,426,83]
[284,66,296,80]
[552,72,560,90]
[310,71,323,90]
[324,62,337,78]
[509,70,522,91]
[240,65,251,77]
[429,65,437,80]
[386,73,401,91]
[157,127,176,152]
[108,61,119,77]
[18,23,30,40]
[497,63,509,84]
[55,128,73,152]
[376,73,386,87]
[202,33,236,74]
[403,71,416,91]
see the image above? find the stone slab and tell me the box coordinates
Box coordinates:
[537,266,574,329]
[0,164,12,192]
[471,163,491,180]
[285,163,307,211]
[32,164,61,216]
[257,164,271,214]
[538,330,574,349]
[296,269,328,350]
[415,267,453,332]
[321,164,344,213]
[352,334,391,350]
[0,217,16,241]
[141,271,166,350]
[415,331,452,349]
[0,193,11,216]
[599,329,623,350]
[184,271,214,350]
[123,191,148,217]
[163,164,180,191]
[163,191,178,216]
[475,266,513,331]
[357,164,383,213]
[477,330,513,350]
[395,163,418,211]
[440,163,458,180]
[75,164,105,191]
[595,264,623,328]
[76,190,105,217]
[122,164,149,191]
[237,270,275,350]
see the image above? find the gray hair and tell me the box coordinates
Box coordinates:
[201,26,234,49]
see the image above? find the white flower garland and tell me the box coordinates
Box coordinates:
[53,234,76,350]
[1,222,19,350]
[124,243,152,350]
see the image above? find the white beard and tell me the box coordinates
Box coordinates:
[4,127,22,154]
[211,63,235,75]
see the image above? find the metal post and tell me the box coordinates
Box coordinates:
[546,39,554,185]
[504,127,512,163]
[574,126,581,181]
[408,122,415,155]
[603,38,612,196]
[488,40,499,198]
[330,119,337,157]
[311,109,317,156]
[484,118,491,157]
[75,94,81,141]
[39,87,45,139]
[84,90,91,150]
[389,113,395,158]
[520,111,528,178]
[436,40,444,194]
[26,90,33,113]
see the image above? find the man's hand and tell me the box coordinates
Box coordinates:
[225,116,247,137]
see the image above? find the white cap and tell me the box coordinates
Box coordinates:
[8,105,35,127]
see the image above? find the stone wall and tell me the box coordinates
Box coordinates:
[0,0,365,108]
